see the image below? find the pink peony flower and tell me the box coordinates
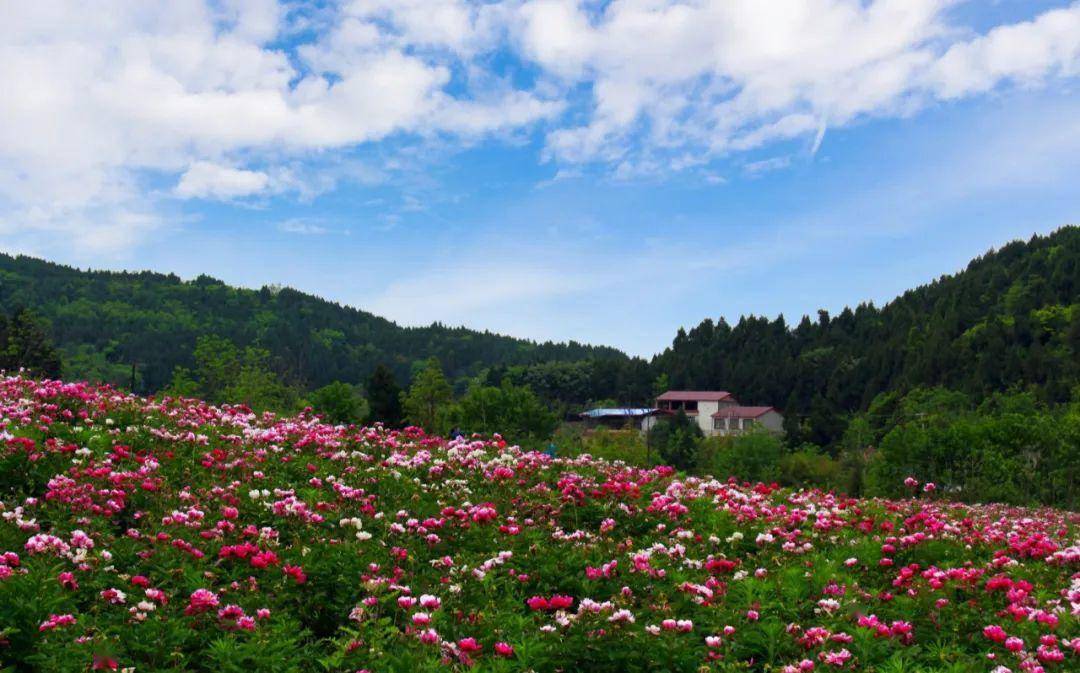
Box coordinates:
[983,625,1008,643]
[457,637,482,653]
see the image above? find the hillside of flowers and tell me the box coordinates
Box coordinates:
[0,377,1076,672]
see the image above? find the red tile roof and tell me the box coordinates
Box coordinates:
[656,390,734,402]
[711,406,775,419]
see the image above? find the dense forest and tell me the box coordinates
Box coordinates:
[0,254,624,393]
[653,226,1080,445]
[0,226,1077,452]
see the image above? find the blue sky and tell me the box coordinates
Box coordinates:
[1,1,1078,356]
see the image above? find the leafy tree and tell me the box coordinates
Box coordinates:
[308,381,367,425]
[779,446,844,490]
[164,367,202,399]
[703,430,784,484]
[366,364,403,427]
[651,373,670,399]
[861,388,1080,507]
[449,381,558,444]
[62,343,139,389]
[161,335,299,413]
[401,357,453,433]
[0,309,62,378]
[192,335,241,401]
[221,346,299,413]
[647,411,703,471]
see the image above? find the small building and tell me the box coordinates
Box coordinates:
[646,390,784,437]
[579,408,659,429]
[710,405,784,436]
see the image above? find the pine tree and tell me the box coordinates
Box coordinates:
[401,357,453,433]
[366,364,403,427]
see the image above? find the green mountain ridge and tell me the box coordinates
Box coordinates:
[0,225,1077,448]
[0,254,625,393]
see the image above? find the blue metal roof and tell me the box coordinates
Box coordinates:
[579,408,656,418]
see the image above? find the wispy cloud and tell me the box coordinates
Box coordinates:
[277,219,331,235]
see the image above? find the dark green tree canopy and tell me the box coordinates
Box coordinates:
[0,309,62,378]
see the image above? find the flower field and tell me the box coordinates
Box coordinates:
[0,377,1076,672]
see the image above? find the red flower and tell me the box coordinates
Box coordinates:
[457,637,482,653]
[983,625,1007,643]
[283,564,307,584]
[526,596,549,611]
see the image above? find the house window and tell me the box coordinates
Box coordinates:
[713,418,723,430]
[742,418,755,430]
[685,401,698,412]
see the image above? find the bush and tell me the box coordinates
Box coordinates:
[448,381,559,445]
[778,446,845,491]
[308,381,367,425]
[701,429,783,483]
[646,411,702,471]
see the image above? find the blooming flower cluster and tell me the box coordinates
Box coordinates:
[0,375,1075,671]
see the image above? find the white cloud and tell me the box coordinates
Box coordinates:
[515,0,1080,167]
[926,3,1080,98]
[277,218,330,235]
[175,162,270,199]
[1,0,1079,254]
[0,1,558,254]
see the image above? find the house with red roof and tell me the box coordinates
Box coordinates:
[650,390,784,437]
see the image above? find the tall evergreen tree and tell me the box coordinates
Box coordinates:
[365,364,403,427]
[401,357,453,433]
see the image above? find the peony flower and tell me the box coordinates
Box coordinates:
[457,637,482,653]
[983,625,1008,643]
[185,589,220,616]
[820,649,852,667]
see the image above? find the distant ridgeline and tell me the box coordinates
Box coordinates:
[0,254,626,394]
[0,225,1077,447]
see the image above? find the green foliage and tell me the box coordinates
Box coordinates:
[862,387,1080,507]
[0,254,624,394]
[701,429,783,483]
[655,227,1080,446]
[555,426,650,465]
[646,411,702,471]
[0,309,61,378]
[448,381,558,444]
[401,357,453,433]
[308,381,367,425]
[61,343,138,389]
[365,364,403,427]
[778,446,845,490]
[163,335,301,413]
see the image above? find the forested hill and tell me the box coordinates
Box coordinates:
[0,227,1077,448]
[653,226,1080,444]
[0,254,625,393]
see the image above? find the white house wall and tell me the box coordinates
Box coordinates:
[696,401,719,435]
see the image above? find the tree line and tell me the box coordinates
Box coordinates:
[622,385,1079,509]
[0,227,1077,505]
